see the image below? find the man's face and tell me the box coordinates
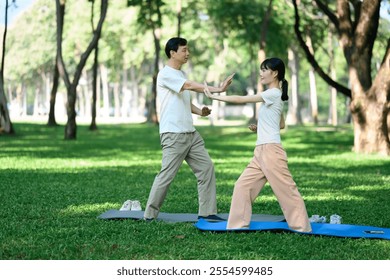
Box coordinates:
[172,45,190,64]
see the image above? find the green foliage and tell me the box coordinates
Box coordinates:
[1,122,389,259]
[127,0,165,32]
[5,0,56,81]
[2,0,389,125]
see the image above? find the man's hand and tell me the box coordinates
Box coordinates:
[201,107,212,117]
[220,73,235,92]
[248,124,257,132]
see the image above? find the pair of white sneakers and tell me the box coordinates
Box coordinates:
[309,214,342,224]
[119,200,142,211]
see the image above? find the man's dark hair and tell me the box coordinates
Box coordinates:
[165,37,187,58]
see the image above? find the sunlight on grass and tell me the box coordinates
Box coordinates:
[60,203,118,215]
[347,185,390,191]
[305,194,365,202]
[1,157,161,170]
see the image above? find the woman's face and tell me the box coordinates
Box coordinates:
[259,67,277,85]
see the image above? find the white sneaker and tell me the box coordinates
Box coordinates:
[309,215,320,222]
[119,200,132,211]
[309,215,327,223]
[131,200,142,211]
[330,214,342,224]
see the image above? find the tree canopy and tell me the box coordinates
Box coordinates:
[1,0,389,154]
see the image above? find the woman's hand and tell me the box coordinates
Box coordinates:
[203,81,215,99]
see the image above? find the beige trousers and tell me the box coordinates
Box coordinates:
[144,131,217,219]
[227,144,312,232]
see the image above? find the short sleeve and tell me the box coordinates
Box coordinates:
[159,70,186,94]
[261,89,280,106]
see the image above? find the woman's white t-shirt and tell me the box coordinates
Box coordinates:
[157,65,195,134]
[256,88,284,145]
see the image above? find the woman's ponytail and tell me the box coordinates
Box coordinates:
[281,79,289,101]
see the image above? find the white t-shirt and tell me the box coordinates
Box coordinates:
[256,88,284,145]
[157,65,195,134]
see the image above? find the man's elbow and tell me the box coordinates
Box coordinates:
[182,80,196,91]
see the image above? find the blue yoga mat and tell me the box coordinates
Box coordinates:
[195,219,390,240]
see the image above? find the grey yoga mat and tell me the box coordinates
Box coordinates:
[98,209,285,223]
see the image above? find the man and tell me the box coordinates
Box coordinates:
[143,37,234,220]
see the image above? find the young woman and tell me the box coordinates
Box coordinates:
[204,58,312,232]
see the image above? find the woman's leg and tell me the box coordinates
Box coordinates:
[261,144,311,232]
[227,151,267,229]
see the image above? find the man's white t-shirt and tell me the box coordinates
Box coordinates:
[256,88,284,145]
[157,65,195,134]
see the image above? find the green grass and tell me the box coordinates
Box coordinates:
[1,122,389,260]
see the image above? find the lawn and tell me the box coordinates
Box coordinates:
[0,122,389,260]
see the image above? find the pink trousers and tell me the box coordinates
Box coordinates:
[227,144,312,232]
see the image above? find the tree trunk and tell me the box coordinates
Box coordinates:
[328,82,338,126]
[350,55,390,155]
[121,68,130,117]
[308,68,318,124]
[176,0,181,37]
[287,47,302,125]
[21,84,27,116]
[33,86,39,117]
[90,47,98,130]
[344,2,389,155]
[0,0,14,134]
[306,35,318,124]
[129,66,140,118]
[328,61,338,126]
[148,27,160,123]
[252,48,266,122]
[47,58,59,126]
[90,0,98,131]
[65,85,77,139]
[55,0,108,140]
[293,0,389,155]
[327,30,338,126]
[100,64,110,118]
[0,76,14,134]
[113,79,120,118]
[252,0,273,123]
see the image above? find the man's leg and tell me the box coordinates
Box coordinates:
[185,131,218,217]
[144,133,190,219]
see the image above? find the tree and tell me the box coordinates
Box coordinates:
[47,52,60,126]
[0,0,15,134]
[206,0,285,122]
[176,0,182,37]
[55,0,108,139]
[89,0,99,131]
[47,2,61,127]
[293,0,390,155]
[128,0,164,124]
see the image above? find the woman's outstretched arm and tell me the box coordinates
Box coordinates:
[203,82,264,104]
